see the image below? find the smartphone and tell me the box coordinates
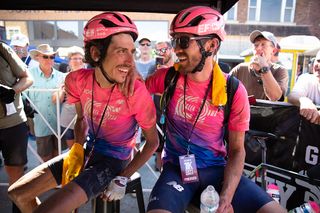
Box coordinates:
[156,57,164,66]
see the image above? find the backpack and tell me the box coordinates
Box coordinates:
[159,66,239,144]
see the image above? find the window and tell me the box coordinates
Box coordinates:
[248,0,295,23]
[57,21,79,39]
[224,3,238,21]
[6,27,20,39]
[134,21,169,42]
[33,21,55,39]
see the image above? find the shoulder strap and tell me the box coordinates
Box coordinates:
[160,66,180,111]
[223,75,239,127]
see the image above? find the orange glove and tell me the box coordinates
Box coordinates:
[61,143,84,186]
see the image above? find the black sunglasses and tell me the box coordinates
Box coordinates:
[155,47,168,55]
[171,36,212,49]
[140,43,151,47]
[42,55,55,59]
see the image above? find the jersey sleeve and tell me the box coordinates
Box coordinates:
[129,80,156,130]
[65,69,90,104]
[228,82,250,132]
[145,67,168,94]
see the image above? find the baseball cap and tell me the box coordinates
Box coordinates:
[249,30,278,47]
[10,33,29,47]
[138,38,151,44]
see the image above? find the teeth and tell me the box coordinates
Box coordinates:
[119,68,128,72]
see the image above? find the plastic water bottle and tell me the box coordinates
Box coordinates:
[266,183,280,203]
[288,201,320,213]
[200,185,219,213]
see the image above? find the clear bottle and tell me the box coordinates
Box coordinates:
[200,185,219,213]
[288,201,320,213]
[266,183,280,203]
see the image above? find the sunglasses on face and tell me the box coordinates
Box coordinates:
[171,36,212,49]
[140,43,151,47]
[42,55,55,60]
[155,48,168,55]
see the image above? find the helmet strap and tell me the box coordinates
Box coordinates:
[191,40,213,73]
[99,64,116,84]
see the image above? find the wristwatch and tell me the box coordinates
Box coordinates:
[260,67,270,74]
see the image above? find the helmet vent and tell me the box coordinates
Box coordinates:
[99,19,119,28]
[188,16,204,27]
[123,14,133,24]
[179,12,191,23]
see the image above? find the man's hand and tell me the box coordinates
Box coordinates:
[0,85,15,103]
[250,54,270,72]
[122,67,143,97]
[216,194,233,213]
[61,143,84,185]
[101,176,128,201]
[299,97,320,124]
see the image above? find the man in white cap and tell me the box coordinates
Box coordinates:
[288,50,320,125]
[230,30,288,101]
[10,33,29,62]
[25,44,66,162]
[10,33,38,68]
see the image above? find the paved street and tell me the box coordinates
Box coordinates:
[0,137,160,213]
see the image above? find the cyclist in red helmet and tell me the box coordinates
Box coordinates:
[8,11,159,213]
[125,6,286,213]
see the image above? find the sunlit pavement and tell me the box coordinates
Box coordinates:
[0,137,160,213]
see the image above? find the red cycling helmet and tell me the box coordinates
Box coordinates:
[83,12,138,44]
[170,6,226,41]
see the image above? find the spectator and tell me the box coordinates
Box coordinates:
[230,30,288,101]
[296,63,303,81]
[8,11,158,213]
[127,6,286,213]
[271,43,282,64]
[60,46,85,148]
[10,33,38,68]
[135,38,155,79]
[288,50,320,125]
[10,33,36,139]
[135,38,156,146]
[0,42,33,213]
[148,40,175,171]
[25,44,66,162]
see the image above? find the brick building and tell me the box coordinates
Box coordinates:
[0,0,319,65]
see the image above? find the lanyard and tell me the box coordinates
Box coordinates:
[183,74,212,155]
[84,73,115,167]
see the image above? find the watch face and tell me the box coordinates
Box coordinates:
[261,67,269,73]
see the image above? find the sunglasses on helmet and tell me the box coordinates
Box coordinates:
[171,36,212,49]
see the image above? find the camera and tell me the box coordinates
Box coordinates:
[156,57,164,67]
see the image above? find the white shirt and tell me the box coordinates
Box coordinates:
[291,73,320,105]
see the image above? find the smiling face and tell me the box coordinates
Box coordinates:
[155,42,172,65]
[101,33,136,84]
[172,33,204,73]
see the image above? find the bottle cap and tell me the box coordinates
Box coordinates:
[309,201,320,213]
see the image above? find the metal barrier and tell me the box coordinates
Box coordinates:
[2,87,160,190]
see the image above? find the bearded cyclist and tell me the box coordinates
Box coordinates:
[141,6,286,213]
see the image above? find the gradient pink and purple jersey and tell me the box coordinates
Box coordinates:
[146,68,250,168]
[66,68,156,160]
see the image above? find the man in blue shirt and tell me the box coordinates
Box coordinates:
[26,44,66,162]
